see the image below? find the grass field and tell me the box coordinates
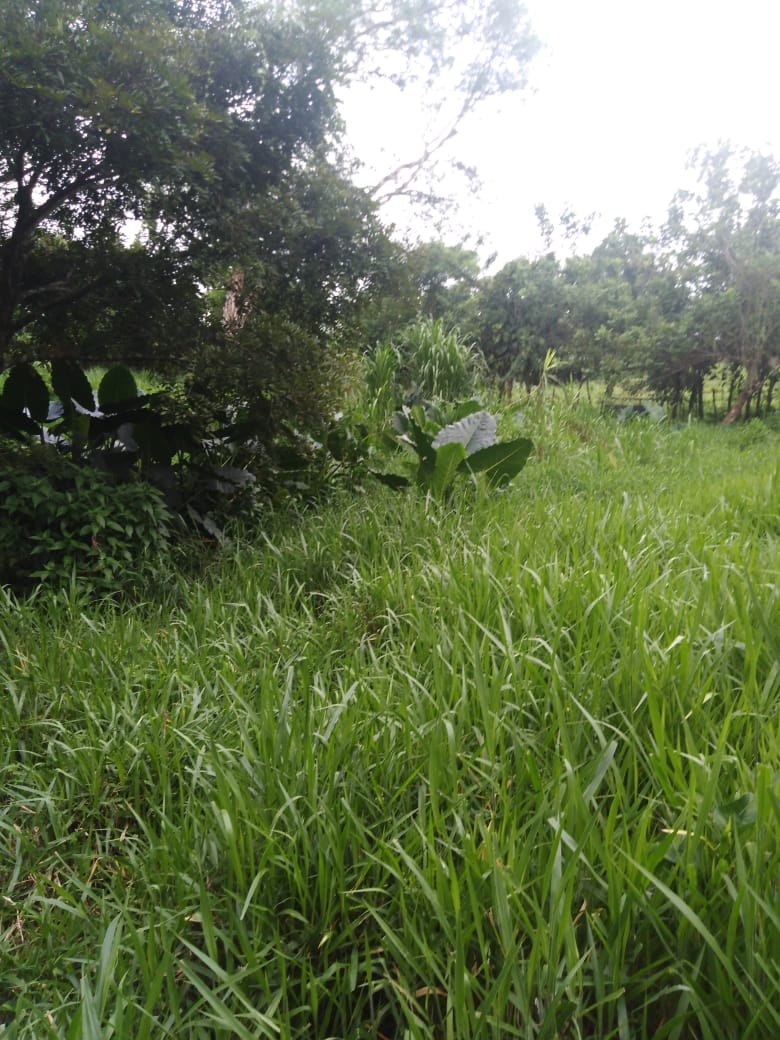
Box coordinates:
[2,409,780,1038]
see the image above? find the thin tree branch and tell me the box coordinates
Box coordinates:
[11,275,108,333]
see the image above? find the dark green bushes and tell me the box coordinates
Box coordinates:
[0,449,171,592]
[0,360,263,592]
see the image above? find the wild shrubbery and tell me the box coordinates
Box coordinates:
[0,448,171,593]
[0,320,531,593]
[0,361,261,591]
[364,318,483,408]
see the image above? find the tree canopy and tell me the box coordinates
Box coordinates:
[0,0,357,366]
[665,145,780,420]
[4,1,776,431]
[0,0,542,433]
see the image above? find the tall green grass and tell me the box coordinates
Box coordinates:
[2,409,779,1038]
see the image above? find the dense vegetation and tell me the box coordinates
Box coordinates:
[2,409,780,1037]
[405,148,780,422]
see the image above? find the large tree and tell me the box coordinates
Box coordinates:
[665,145,780,422]
[467,255,569,392]
[0,0,539,398]
[357,240,482,347]
[0,0,374,369]
[563,222,690,400]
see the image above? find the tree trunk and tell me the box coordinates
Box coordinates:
[689,378,704,419]
[222,270,247,332]
[727,367,740,412]
[0,255,22,370]
[723,362,762,423]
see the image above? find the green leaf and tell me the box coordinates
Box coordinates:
[98,366,137,412]
[187,505,225,542]
[432,409,497,456]
[132,418,173,464]
[390,411,409,436]
[463,437,533,486]
[69,412,91,457]
[50,359,95,412]
[714,792,757,831]
[429,441,467,497]
[1,363,50,421]
[406,417,436,467]
[583,740,618,801]
[410,404,428,430]
[449,399,485,422]
[0,404,41,437]
[205,465,255,494]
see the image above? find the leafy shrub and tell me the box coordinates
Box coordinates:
[372,399,533,499]
[0,359,265,541]
[0,451,172,593]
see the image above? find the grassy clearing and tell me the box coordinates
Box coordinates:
[2,408,780,1038]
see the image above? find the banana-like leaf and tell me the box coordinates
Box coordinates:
[0,404,41,437]
[406,417,436,465]
[449,399,485,422]
[51,358,96,412]
[132,417,174,464]
[462,437,533,486]
[432,409,497,456]
[98,365,138,412]
[429,441,467,498]
[205,465,256,494]
[1,363,50,421]
[390,411,409,436]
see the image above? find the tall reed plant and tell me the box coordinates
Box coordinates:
[398,318,482,401]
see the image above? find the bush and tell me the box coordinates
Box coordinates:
[0,450,172,594]
[372,399,533,499]
[0,360,271,542]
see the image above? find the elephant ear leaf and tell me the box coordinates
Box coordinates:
[51,358,96,412]
[432,410,497,456]
[98,365,138,412]
[463,437,533,486]
[1,363,50,422]
[429,441,467,498]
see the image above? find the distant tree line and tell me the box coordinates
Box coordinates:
[368,145,780,423]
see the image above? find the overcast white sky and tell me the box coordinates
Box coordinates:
[341,0,780,265]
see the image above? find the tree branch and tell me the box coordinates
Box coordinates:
[12,275,108,333]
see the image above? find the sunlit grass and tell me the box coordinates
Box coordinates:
[83,366,167,395]
[1,409,779,1037]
